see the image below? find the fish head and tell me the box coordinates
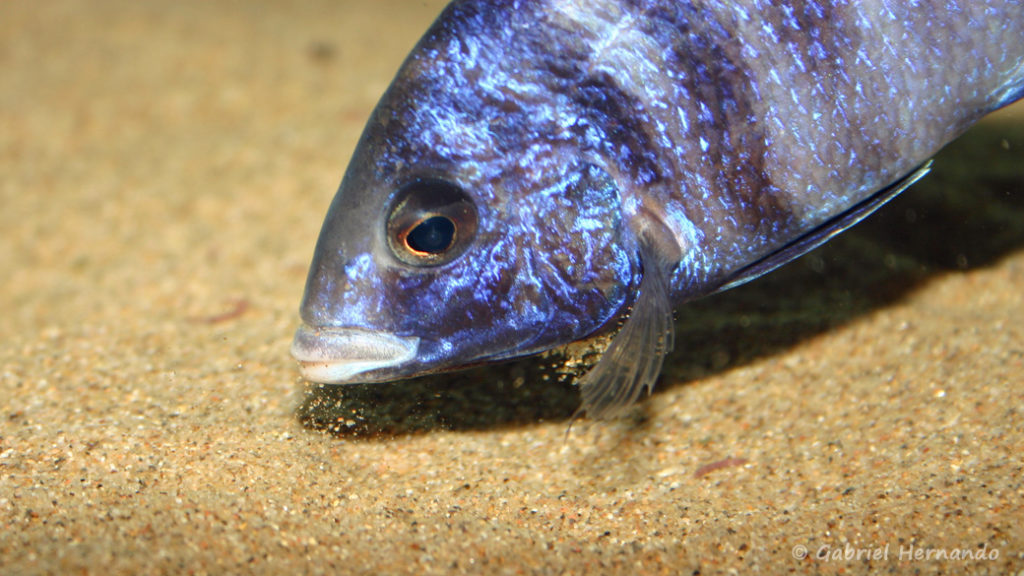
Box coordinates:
[292,30,642,385]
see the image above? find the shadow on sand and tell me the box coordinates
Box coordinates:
[298,120,1024,437]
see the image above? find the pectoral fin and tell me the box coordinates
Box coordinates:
[716,161,932,293]
[577,250,675,419]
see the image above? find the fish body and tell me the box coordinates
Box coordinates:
[293,0,1024,416]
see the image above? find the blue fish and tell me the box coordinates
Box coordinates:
[292,0,1024,417]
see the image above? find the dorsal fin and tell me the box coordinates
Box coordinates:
[716,161,932,293]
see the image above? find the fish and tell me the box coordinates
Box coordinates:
[292,0,1024,418]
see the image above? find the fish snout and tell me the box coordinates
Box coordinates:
[290,325,419,383]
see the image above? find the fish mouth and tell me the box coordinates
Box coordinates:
[290,325,420,383]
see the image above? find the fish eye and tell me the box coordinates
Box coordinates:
[386,178,478,266]
[405,216,456,254]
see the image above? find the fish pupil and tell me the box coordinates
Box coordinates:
[406,216,455,254]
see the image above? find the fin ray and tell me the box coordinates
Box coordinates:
[577,249,675,418]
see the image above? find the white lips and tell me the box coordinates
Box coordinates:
[290,325,419,383]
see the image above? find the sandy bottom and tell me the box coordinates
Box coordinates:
[2,2,1023,574]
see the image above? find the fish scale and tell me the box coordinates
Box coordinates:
[292,0,1024,418]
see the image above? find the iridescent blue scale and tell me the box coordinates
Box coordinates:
[292,0,1024,417]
